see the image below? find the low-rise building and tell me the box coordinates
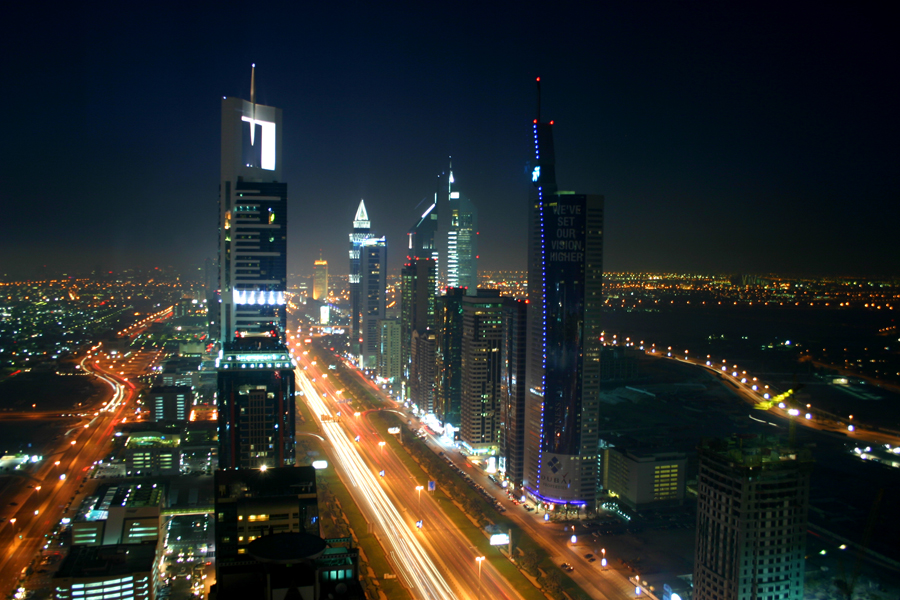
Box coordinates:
[603,447,687,510]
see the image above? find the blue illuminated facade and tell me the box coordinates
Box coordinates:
[523,109,604,508]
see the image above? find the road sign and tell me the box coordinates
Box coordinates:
[427,481,435,492]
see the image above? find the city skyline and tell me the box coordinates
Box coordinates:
[2,2,897,279]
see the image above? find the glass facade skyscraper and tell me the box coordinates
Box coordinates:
[349,200,374,358]
[523,109,604,507]
[218,76,287,343]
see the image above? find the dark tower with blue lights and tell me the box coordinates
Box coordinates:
[523,78,604,509]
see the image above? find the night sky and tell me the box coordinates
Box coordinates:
[2,2,897,279]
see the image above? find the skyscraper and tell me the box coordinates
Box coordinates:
[312,256,328,301]
[446,166,478,293]
[216,336,296,470]
[459,291,504,454]
[359,236,387,369]
[434,287,466,431]
[400,257,436,408]
[694,436,812,600]
[219,65,287,343]
[500,297,527,488]
[349,200,374,358]
[377,318,401,384]
[523,81,604,508]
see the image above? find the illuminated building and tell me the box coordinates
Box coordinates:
[603,447,687,510]
[219,65,287,343]
[348,199,374,357]
[407,191,439,289]
[400,257,436,407]
[694,436,812,600]
[211,466,363,600]
[446,165,478,293]
[523,80,604,507]
[359,237,387,369]
[312,257,328,301]
[459,291,503,453]
[147,385,190,422]
[216,337,296,470]
[377,318,401,383]
[500,297,527,487]
[435,287,466,429]
[53,545,156,600]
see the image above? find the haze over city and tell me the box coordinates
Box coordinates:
[2,1,897,278]
[1,4,900,600]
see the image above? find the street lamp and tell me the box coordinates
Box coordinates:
[415,485,424,504]
[475,556,485,599]
[378,441,386,452]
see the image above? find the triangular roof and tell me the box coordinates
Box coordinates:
[354,199,369,224]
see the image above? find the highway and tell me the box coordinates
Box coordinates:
[0,346,159,598]
[294,350,526,600]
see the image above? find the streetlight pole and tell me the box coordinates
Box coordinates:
[475,556,485,600]
[415,485,424,505]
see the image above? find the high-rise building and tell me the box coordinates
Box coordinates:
[694,436,812,600]
[214,466,320,569]
[523,81,604,508]
[377,318,401,384]
[409,329,436,414]
[359,236,387,369]
[459,291,504,454]
[500,297,527,487]
[446,166,478,293]
[349,200,374,358]
[312,256,328,301]
[219,65,287,343]
[434,287,466,430]
[148,385,190,422]
[400,258,436,407]
[216,337,296,470]
[408,196,439,275]
[603,447,687,510]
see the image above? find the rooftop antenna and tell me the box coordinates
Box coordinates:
[448,156,454,193]
[536,76,541,122]
[249,63,257,146]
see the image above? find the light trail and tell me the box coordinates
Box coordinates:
[295,368,457,600]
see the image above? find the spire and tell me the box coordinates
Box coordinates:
[448,157,454,192]
[250,63,256,105]
[354,199,370,229]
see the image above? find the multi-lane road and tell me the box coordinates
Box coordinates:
[0,346,162,598]
[293,345,529,600]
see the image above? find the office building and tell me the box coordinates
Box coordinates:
[407,193,439,286]
[214,467,320,569]
[349,199,375,357]
[147,386,190,422]
[446,167,478,293]
[219,65,288,343]
[500,297,527,487]
[603,447,687,510]
[377,318,401,384]
[434,288,466,430]
[312,257,328,301]
[71,484,162,547]
[409,329,436,414]
[123,432,181,476]
[523,84,604,508]
[359,236,387,369]
[53,545,156,600]
[216,337,296,470]
[459,291,503,454]
[693,436,812,600]
[400,257,436,408]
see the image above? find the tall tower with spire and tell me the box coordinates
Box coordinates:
[446,160,478,293]
[218,64,287,343]
[349,200,374,358]
[523,77,604,509]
